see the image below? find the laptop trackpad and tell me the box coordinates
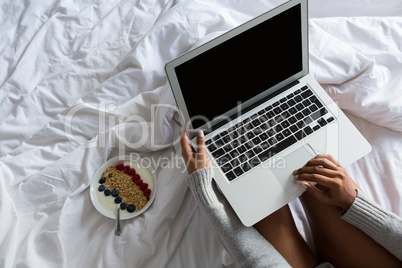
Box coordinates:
[270,145,316,196]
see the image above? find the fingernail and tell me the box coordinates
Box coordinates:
[198,130,204,138]
[293,175,298,180]
[300,183,308,189]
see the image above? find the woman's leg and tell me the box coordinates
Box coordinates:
[300,192,402,267]
[254,204,319,268]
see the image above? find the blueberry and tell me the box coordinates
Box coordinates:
[104,189,111,196]
[114,196,122,204]
[111,189,119,197]
[127,204,136,213]
[99,177,106,184]
[120,203,128,210]
[98,184,106,192]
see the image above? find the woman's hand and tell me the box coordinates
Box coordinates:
[180,129,210,175]
[293,154,359,210]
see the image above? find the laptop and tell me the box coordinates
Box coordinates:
[165,0,371,226]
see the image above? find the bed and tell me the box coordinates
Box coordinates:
[0,0,401,267]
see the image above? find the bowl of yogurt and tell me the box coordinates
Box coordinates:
[90,155,157,220]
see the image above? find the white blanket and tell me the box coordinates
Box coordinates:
[1,0,401,267]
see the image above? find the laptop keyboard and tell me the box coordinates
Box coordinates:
[205,85,335,181]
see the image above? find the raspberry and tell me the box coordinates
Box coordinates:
[132,174,140,182]
[143,189,151,197]
[127,168,136,175]
[140,183,148,191]
[116,164,124,170]
[123,166,130,173]
[135,179,143,186]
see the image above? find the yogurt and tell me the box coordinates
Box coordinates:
[96,161,154,216]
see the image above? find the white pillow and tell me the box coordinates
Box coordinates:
[309,17,402,132]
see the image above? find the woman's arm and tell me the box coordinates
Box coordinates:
[187,167,290,267]
[341,190,402,261]
[181,130,290,267]
[294,154,402,262]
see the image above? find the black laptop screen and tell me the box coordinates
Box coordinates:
[175,4,302,129]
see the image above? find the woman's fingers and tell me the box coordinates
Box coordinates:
[180,130,193,161]
[180,129,210,175]
[294,165,336,178]
[295,154,359,210]
[317,154,340,165]
[195,130,210,167]
[304,155,339,169]
[293,154,341,183]
[196,130,206,154]
[300,182,332,203]
[295,172,335,188]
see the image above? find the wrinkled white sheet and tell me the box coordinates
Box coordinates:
[0,0,401,267]
[169,1,402,267]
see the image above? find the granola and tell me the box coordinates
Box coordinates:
[98,164,151,212]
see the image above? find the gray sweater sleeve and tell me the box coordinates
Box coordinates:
[187,167,291,268]
[341,189,402,261]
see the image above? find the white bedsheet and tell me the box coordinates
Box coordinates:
[169,1,402,267]
[0,0,401,267]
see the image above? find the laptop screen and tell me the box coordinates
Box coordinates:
[175,4,302,129]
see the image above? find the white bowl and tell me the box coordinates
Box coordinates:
[89,155,157,220]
